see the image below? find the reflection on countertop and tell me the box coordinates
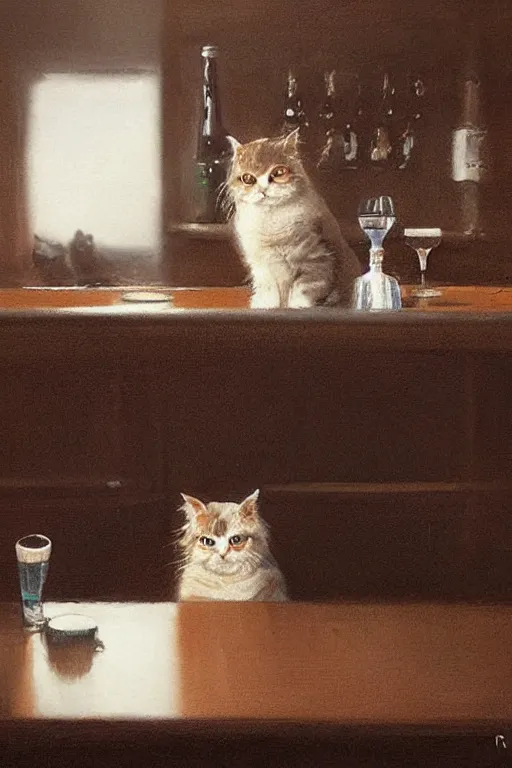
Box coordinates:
[1,285,512,313]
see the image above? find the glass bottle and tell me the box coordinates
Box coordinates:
[396,75,426,170]
[369,72,395,168]
[194,44,233,223]
[281,69,309,137]
[349,81,370,169]
[339,83,362,170]
[317,77,363,172]
[317,70,340,170]
[353,195,401,310]
[451,24,489,236]
[352,248,402,310]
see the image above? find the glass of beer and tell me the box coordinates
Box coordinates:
[15,534,52,630]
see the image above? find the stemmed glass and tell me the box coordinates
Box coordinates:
[353,196,402,310]
[403,228,442,298]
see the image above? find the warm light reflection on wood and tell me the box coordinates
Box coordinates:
[1,602,512,724]
[1,285,512,311]
[0,605,34,718]
[30,603,178,718]
[0,287,250,310]
[177,602,512,723]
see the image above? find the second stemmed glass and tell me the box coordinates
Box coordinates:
[403,228,442,298]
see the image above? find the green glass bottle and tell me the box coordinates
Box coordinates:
[194,44,233,223]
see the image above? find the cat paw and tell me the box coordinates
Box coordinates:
[287,296,315,309]
[250,295,279,309]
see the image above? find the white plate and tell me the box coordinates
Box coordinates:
[120,291,172,303]
[46,613,98,638]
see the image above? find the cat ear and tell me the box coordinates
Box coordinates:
[180,493,210,524]
[279,128,301,156]
[226,135,241,154]
[238,489,260,520]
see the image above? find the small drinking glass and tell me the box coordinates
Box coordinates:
[15,534,52,630]
[404,228,442,298]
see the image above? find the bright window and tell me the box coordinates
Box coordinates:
[27,73,161,252]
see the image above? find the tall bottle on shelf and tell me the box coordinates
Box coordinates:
[339,81,364,170]
[316,73,365,171]
[280,69,309,139]
[317,70,339,170]
[395,75,426,170]
[193,44,233,223]
[451,33,489,236]
[369,72,395,169]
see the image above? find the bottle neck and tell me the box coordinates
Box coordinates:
[201,55,223,137]
[379,73,394,123]
[286,70,298,99]
[369,247,384,269]
[461,78,482,129]
[325,70,335,98]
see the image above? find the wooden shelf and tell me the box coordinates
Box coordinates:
[167,222,232,240]
[167,221,487,249]
[264,481,512,495]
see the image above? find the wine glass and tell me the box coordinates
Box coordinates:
[353,196,401,310]
[357,195,396,250]
[403,228,442,298]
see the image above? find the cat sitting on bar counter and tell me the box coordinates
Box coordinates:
[176,490,287,601]
[224,130,361,308]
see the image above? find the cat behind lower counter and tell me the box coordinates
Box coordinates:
[224,131,361,308]
[176,490,287,601]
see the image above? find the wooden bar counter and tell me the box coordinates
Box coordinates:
[2,284,512,312]
[0,286,511,606]
[0,601,511,766]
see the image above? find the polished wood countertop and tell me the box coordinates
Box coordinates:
[1,284,512,311]
[2,286,512,361]
[1,601,511,732]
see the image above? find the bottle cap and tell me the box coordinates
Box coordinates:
[201,45,219,58]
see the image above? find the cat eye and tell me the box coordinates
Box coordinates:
[269,165,290,183]
[229,535,246,546]
[240,173,257,186]
[199,536,215,547]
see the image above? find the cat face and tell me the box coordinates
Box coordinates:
[179,490,269,576]
[226,131,307,208]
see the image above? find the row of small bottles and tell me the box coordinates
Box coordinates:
[282,69,426,172]
[192,44,426,223]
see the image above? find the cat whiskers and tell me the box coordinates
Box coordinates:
[217,180,235,220]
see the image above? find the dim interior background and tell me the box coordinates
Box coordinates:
[0,0,511,287]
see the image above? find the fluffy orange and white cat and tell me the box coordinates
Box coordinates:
[176,490,287,601]
[225,130,361,308]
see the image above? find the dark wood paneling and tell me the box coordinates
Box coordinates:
[259,490,469,601]
[255,488,512,602]
[0,495,169,601]
[0,363,163,494]
[164,349,469,489]
[0,312,511,603]
[469,492,512,600]
[0,725,505,768]
[475,354,512,481]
